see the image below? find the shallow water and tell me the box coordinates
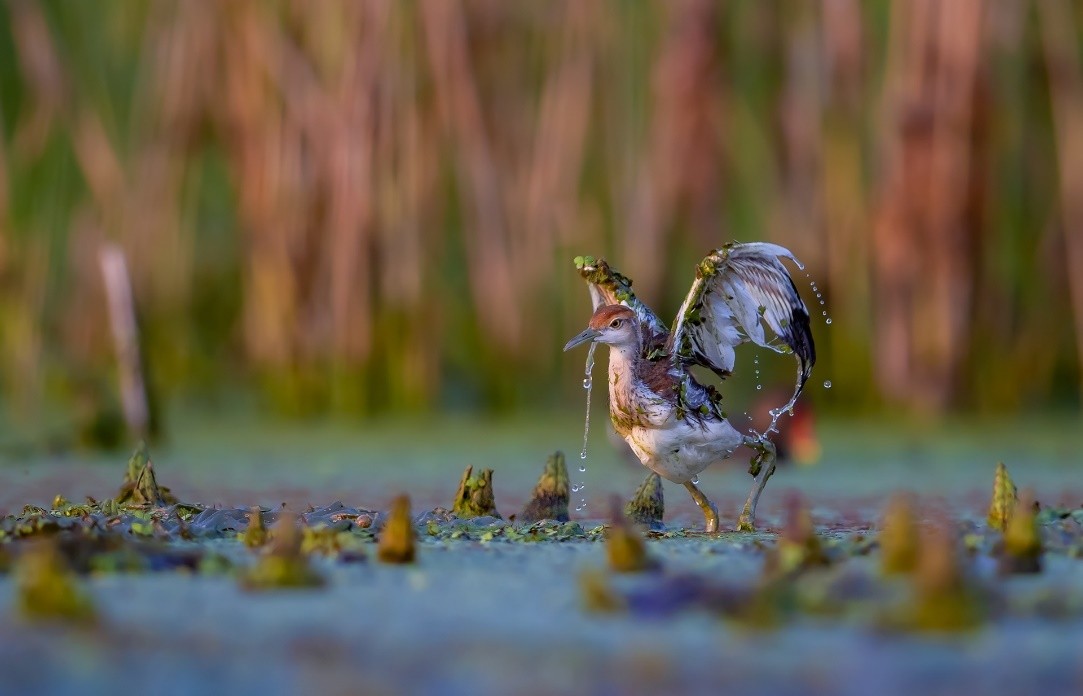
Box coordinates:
[1,413,1082,695]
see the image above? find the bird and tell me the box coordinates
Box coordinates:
[609,387,819,468]
[563,242,815,532]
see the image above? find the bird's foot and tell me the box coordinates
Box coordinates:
[703,502,719,534]
[683,480,719,534]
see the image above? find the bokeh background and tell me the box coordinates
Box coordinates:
[1,0,1082,448]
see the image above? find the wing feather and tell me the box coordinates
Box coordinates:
[669,242,816,396]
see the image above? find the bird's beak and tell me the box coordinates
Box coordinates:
[563,327,600,352]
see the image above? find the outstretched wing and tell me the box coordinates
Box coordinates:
[668,242,815,396]
[574,256,668,340]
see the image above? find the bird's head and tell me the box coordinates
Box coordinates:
[563,305,639,352]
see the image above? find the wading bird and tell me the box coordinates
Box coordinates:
[564,243,815,532]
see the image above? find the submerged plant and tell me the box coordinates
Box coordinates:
[625,472,664,530]
[378,495,417,564]
[452,466,500,519]
[987,462,1017,531]
[115,441,177,507]
[15,540,96,624]
[519,452,570,522]
[241,514,324,590]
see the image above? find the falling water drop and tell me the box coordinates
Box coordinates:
[756,384,763,390]
[823,380,832,389]
[825,318,832,325]
[575,342,597,516]
[580,343,597,461]
[691,475,700,485]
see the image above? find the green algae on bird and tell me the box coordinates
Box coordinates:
[241,514,325,590]
[243,507,269,548]
[452,466,500,519]
[15,540,96,624]
[519,452,570,523]
[114,441,178,507]
[604,497,659,573]
[378,495,417,564]
[996,490,1043,575]
[625,472,664,530]
[879,493,919,575]
[987,461,1017,531]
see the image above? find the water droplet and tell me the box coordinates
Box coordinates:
[823,380,832,389]
[582,378,591,389]
[571,484,580,493]
[691,475,700,485]
[825,318,832,325]
[575,505,584,512]
[822,310,827,316]
[756,384,762,390]
[578,465,586,473]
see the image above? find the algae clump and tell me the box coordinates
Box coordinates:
[625,472,664,530]
[519,451,570,522]
[452,466,500,519]
[378,495,417,564]
[115,441,178,507]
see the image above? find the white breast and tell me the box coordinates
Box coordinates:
[624,418,743,484]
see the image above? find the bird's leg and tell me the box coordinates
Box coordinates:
[683,480,719,533]
[737,438,777,532]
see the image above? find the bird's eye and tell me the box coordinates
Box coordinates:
[610,319,623,329]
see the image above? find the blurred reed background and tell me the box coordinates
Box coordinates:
[0,1,1081,444]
